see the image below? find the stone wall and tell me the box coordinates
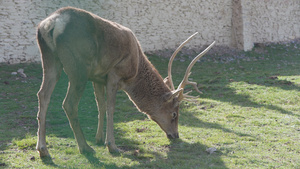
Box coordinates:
[249,0,300,43]
[0,0,106,63]
[99,0,233,51]
[0,0,299,63]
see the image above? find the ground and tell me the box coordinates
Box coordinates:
[0,40,299,168]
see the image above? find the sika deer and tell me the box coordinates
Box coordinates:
[36,7,215,157]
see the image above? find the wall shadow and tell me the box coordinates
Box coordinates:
[189,45,300,119]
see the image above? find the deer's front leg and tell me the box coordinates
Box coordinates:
[105,74,120,153]
[93,82,106,144]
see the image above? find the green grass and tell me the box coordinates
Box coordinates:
[0,43,299,168]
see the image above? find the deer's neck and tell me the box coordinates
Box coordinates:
[123,55,170,114]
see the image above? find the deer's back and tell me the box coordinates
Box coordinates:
[38,7,141,83]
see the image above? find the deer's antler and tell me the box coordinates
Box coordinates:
[177,41,216,101]
[165,32,199,90]
[165,32,215,101]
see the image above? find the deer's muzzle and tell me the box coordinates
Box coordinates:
[167,133,179,139]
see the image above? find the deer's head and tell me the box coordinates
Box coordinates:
[148,32,215,139]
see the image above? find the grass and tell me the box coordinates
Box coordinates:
[0,42,299,168]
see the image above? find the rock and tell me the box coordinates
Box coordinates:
[17,68,27,78]
[17,68,24,73]
[206,147,217,154]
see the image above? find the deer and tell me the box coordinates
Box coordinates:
[36,7,215,157]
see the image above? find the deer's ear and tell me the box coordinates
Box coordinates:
[162,89,183,103]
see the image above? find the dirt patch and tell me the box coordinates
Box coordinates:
[146,38,300,63]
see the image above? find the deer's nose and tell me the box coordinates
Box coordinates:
[167,133,179,139]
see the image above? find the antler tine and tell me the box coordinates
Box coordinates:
[166,32,199,90]
[181,90,200,102]
[177,41,216,101]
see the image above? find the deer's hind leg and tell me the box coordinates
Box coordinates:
[62,78,95,154]
[57,50,94,154]
[93,82,106,144]
[36,36,63,158]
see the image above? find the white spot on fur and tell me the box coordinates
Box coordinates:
[39,13,70,51]
[53,14,70,48]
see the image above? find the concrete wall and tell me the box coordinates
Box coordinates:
[0,0,299,63]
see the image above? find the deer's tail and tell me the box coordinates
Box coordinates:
[38,13,70,51]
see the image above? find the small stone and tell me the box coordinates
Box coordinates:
[206,147,217,154]
[17,68,24,73]
[17,68,27,78]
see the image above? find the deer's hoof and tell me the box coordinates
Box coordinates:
[37,146,51,158]
[95,137,105,145]
[107,144,122,154]
[79,145,95,154]
[109,148,122,154]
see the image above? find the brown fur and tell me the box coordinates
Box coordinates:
[36,7,181,157]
